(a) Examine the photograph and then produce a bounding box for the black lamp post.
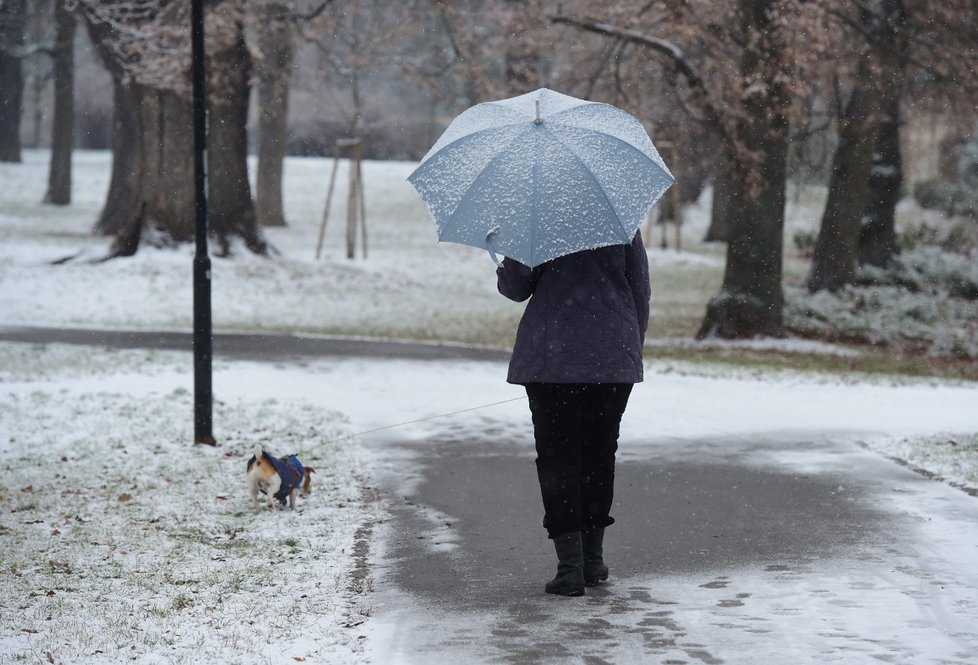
[191,0,215,445]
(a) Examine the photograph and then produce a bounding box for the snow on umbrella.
[408,87,675,268]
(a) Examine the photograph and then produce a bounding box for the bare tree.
[807,0,904,290]
[77,0,266,256]
[43,0,74,204]
[0,0,27,162]
[810,0,978,286]
[205,0,266,254]
[807,55,885,291]
[556,0,827,338]
[250,0,295,228]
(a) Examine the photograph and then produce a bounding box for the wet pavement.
[364,428,978,664]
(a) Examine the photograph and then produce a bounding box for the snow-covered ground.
[2,150,978,663]
[3,339,978,663]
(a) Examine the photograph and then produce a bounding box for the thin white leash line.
[295,395,528,459]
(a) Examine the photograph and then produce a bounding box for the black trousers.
[525,383,633,539]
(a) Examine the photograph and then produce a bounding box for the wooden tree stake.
[315,137,368,260]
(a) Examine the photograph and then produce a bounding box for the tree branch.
[293,0,335,23]
[550,14,736,152]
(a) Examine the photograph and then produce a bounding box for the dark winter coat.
[497,233,650,384]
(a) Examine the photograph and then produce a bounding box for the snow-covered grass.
[0,342,375,664]
[869,432,978,493]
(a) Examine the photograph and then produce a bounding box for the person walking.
[497,231,650,597]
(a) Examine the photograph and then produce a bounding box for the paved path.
[0,325,509,363]
[364,427,978,664]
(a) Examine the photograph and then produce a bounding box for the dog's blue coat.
[265,452,305,504]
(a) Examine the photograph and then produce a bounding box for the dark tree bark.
[207,6,267,255]
[659,122,711,227]
[858,0,908,269]
[809,0,908,288]
[44,0,75,205]
[807,66,881,292]
[697,0,790,338]
[151,90,195,242]
[254,0,293,228]
[502,0,543,95]
[704,154,737,243]
[82,8,146,238]
[95,77,147,236]
[0,0,26,163]
[858,90,901,267]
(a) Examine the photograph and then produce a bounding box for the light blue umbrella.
[408,87,675,268]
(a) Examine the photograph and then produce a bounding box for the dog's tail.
[246,443,266,474]
[301,466,315,495]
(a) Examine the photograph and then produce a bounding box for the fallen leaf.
[46,651,55,663]
[50,529,60,536]
[117,493,132,502]
[20,628,38,634]
[20,485,33,493]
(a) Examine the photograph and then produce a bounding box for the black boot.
[583,527,609,586]
[545,531,585,596]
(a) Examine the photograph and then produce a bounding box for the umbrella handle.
[485,226,502,267]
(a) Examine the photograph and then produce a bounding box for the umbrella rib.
[546,117,675,186]
[549,122,675,232]
[541,126,633,242]
[418,118,528,166]
[443,126,531,227]
[529,161,539,267]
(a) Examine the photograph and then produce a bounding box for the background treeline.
[1,0,976,343]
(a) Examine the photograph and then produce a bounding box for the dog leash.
[294,395,528,459]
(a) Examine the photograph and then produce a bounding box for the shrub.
[913,178,958,214]
[786,247,978,358]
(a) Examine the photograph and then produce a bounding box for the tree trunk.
[0,0,26,163]
[704,154,737,242]
[807,70,880,292]
[95,78,146,236]
[808,76,879,292]
[44,0,75,205]
[150,90,195,243]
[255,0,293,228]
[207,5,267,256]
[858,91,901,267]
[105,86,160,257]
[503,1,543,95]
[697,0,790,339]
[858,0,908,269]
[84,0,266,256]
[659,119,711,226]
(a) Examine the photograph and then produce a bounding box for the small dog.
[246,445,314,510]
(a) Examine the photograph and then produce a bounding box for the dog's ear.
[253,443,264,460]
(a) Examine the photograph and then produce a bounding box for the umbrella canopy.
[408,88,675,268]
